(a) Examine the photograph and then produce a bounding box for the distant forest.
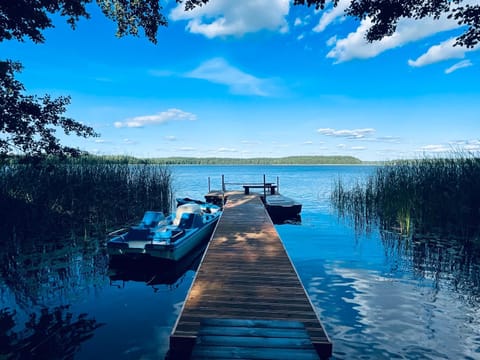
[2,155,364,165]
[91,155,363,165]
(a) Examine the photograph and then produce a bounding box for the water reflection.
[299,225,480,359]
[0,229,108,359]
[380,232,480,304]
[107,243,206,291]
[0,305,103,359]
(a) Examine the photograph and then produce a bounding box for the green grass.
[331,154,480,241]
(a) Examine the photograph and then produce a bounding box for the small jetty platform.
[169,194,332,359]
[205,175,302,224]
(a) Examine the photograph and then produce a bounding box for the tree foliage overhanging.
[293,0,480,48]
[0,60,98,157]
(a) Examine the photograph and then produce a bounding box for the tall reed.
[0,156,173,241]
[331,153,480,241]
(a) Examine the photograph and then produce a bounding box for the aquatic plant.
[0,156,173,241]
[331,153,480,241]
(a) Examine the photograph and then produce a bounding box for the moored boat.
[107,202,221,261]
[264,194,302,224]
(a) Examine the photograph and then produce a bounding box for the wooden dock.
[169,194,332,359]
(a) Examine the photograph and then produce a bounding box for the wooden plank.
[169,194,332,359]
[191,346,320,360]
[197,334,313,348]
[191,318,319,360]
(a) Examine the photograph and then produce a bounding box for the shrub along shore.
[332,154,480,242]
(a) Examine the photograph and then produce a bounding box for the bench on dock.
[243,183,277,195]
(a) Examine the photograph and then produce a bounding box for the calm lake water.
[1,165,479,359]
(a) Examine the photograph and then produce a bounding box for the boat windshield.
[141,211,165,227]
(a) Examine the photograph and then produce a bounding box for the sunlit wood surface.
[170,194,332,359]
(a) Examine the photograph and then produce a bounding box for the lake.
[1,165,479,359]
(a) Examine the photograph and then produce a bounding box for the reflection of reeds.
[0,156,173,240]
[331,154,480,241]
[0,305,103,358]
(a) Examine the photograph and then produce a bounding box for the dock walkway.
[169,194,332,359]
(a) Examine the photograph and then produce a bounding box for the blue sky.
[2,0,480,161]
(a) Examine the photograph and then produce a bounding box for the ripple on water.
[302,260,480,360]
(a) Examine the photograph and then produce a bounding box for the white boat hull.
[145,220,217,261]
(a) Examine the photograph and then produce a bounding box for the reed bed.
[0,156,173,241]
[332,154,480,241]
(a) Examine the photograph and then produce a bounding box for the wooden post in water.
[221,174,226,205]
[263,174,267,200]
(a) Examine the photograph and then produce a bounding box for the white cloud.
[351,146,367,150]
[420,144,450,153]
[375,136,402,143]
[170,0,289,38]
[123,139,137,145]
[408,38,479,67]
[114,108,196,128]
[326,35,337,47]
[294,18,303,27]
[164,135,177,141]
[313,0,350,33]
[445,59,473,74]
[327,15,459,63]
[317,127,376,139]
[449,139,480,151]
[185,58,277,96]
[217,147,237,153]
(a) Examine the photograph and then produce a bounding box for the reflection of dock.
[169,194,331,359]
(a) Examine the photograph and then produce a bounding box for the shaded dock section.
[169,194,332,359]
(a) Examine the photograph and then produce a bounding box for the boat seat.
[177,213,195,229]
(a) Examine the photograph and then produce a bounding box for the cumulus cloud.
[170,0,289,38]
[317,128,376,139]
[408,38,479,67]
[445,59,473,74]
[313,0,350,33]
[185,58,277,96]
[114,108,196,128]
[327,15,459,63]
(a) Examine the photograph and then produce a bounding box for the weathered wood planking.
[191,318,319,360]
[169,194,332,359]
